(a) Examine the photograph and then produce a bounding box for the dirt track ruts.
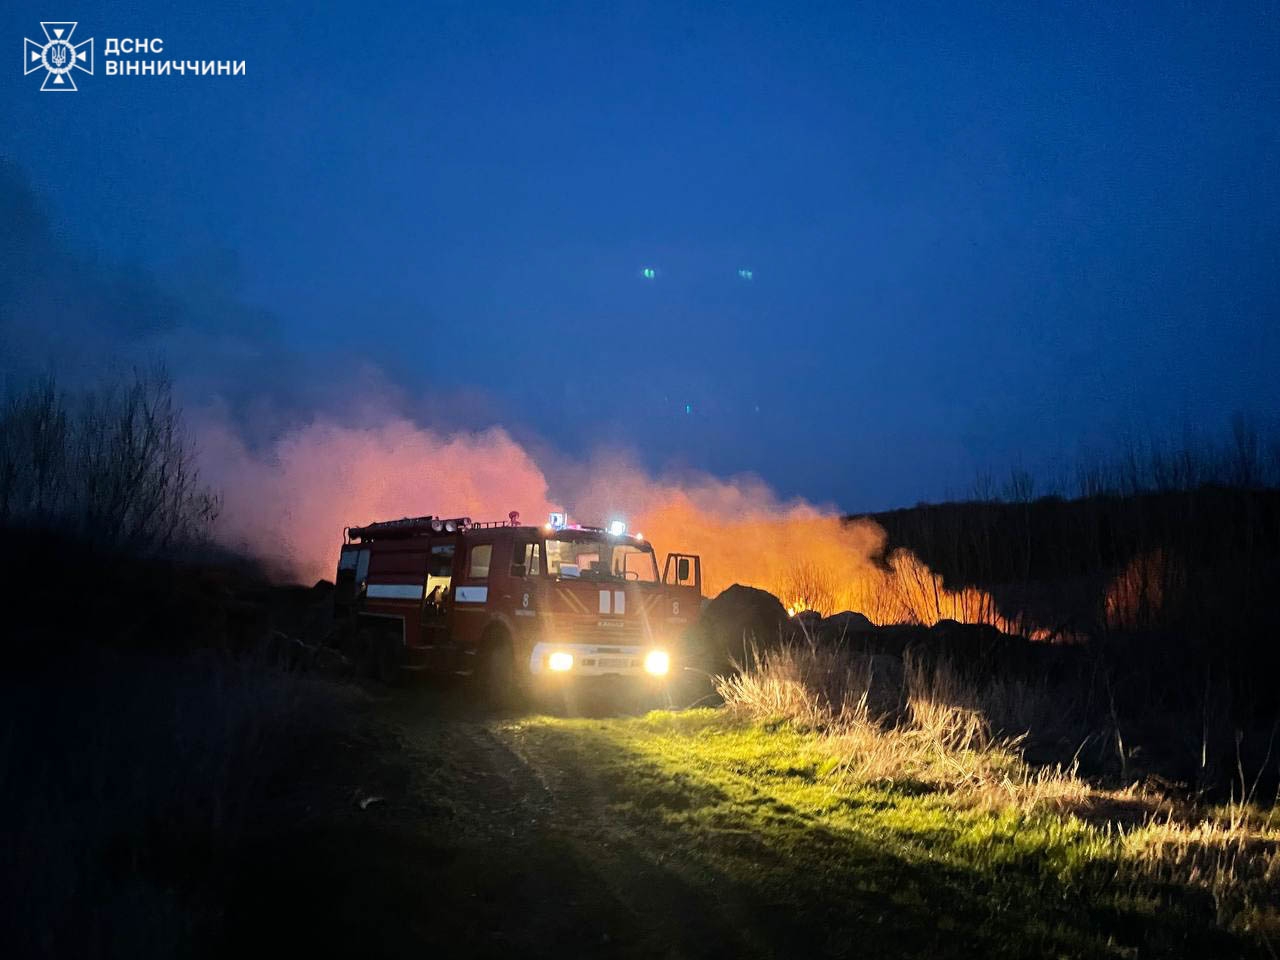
[221,682,761,959]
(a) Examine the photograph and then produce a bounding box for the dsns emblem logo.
[24,22,93,91]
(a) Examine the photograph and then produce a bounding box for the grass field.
[505,709,1278,959]
[6,653,1275,958]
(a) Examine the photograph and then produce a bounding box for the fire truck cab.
[333,512,702,693]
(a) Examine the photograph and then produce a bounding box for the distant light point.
[684,403,692,415]
[737,268,754,280]
[641,267,657,279]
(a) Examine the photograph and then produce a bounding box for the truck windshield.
[544,535,659,582]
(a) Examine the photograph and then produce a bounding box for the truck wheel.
[477,629,522,709]
[351,626,377,679]
[373,631,403,685]
[352,625,401,684]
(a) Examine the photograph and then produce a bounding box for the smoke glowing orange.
[199,415,1045,637]
[199,417,554,583]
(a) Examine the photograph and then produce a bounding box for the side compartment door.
[419,538,459,647]
[453,538,496,651]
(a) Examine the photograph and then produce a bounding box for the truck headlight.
[643,650,670,676]
[548,651,574,672]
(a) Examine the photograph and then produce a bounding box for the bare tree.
[0,370,219,553]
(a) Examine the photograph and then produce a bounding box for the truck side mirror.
[677,557,690,582]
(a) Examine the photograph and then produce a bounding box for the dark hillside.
[864,487,1280,590]
[858,487,1280,635]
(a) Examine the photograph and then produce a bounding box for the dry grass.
[716,640,1079,812]
[713,639,888,724]
[0,650,355,957]
[714,639,1280,940]
[1123,812,1280,937]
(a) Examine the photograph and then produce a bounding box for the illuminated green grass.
[503,710,1268,959]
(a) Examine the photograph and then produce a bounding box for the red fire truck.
[333,511,702,695]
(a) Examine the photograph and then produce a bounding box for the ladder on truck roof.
[344,512,525,542]
[345,515,465,542]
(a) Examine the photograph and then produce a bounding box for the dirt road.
[220,682,762,959]
[212,677,1262,960]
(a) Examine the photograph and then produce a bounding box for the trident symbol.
[24,22,94,91]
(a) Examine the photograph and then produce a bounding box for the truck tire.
[477,628,522,709]
[351,626,377,679]
[352,624,402,684]
[373,630,403,685]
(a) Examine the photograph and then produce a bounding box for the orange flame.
[1105,549,1177,631]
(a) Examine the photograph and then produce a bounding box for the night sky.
[4,1,1278,510]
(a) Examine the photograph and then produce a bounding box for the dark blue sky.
[4,1,1278,509]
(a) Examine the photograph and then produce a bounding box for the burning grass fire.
[201,416,1049,636]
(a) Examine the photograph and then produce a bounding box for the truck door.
[504,535,542,658]
[662,553,702,593]
[335,545,370,615]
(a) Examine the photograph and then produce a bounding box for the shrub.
[0,371,219,553]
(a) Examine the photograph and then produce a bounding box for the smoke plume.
[197,411,889,608]
[3,165,1030,632]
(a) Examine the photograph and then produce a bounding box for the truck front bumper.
[528,642,671,679]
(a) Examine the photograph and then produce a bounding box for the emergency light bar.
[542,513,640,539]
